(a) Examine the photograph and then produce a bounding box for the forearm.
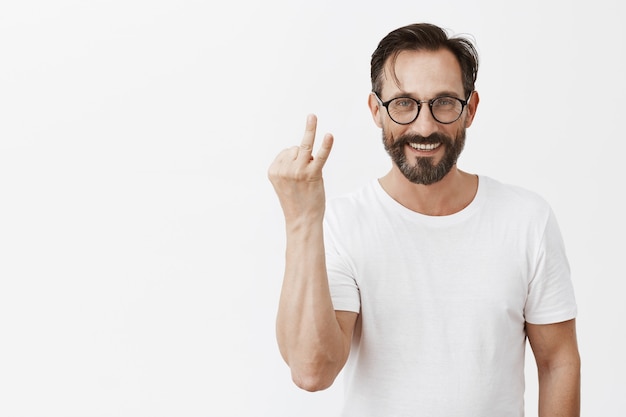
[276,220,347,391]
[537,361,581,417]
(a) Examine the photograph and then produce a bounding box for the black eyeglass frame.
[373,91,473,125]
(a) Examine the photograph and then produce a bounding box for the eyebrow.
[390,90,464,99]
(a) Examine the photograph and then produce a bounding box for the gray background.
[1,0,623,415]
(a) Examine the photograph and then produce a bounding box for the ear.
[368,93,383,128]
[464,90,480,128]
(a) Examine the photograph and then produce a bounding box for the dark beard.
[383,129,466,185]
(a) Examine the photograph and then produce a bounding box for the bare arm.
[268,114,357,391]
[526,319,581,417]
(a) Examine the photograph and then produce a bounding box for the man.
[268,22,580,417]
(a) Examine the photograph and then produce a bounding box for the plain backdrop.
[0,1,624,416]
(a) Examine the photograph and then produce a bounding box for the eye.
[391,98,417,109]
[433,97,458,108]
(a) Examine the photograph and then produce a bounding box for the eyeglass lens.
[387,97,463,124]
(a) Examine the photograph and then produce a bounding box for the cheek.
[454,124,467,139]
[382,123,406,143]
[439,120,463,141]
[462,112,473,128]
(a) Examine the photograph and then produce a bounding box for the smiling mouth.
[409,142,441,151]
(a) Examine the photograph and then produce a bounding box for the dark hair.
[370,23,479,98]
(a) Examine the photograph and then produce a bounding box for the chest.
[346,219,532,324]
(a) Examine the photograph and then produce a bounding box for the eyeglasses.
[373,92,472,125]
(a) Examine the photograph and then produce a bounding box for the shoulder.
[327,180,379,213]
[324,180,383,234]
[480,175,553,217]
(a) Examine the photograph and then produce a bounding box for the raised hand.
[268,114,334,224]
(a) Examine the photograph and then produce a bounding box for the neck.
[378,165,478,216]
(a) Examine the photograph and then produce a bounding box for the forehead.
[381,49,464,98]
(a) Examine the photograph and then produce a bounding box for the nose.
[407,105,440,136]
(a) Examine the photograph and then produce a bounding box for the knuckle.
[292,166,306,180]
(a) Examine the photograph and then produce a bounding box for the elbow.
[291,370,336,392]
[289,358,341,392]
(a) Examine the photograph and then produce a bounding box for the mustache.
[393,132,454,147]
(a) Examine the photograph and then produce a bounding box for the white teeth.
[409,142,440,151]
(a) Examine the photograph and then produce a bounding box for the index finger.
[297,114,317,161]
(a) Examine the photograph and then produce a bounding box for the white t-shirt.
[324,176,577,417]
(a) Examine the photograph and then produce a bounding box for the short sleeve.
[524,209,577,324]
[324,217,361,313]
